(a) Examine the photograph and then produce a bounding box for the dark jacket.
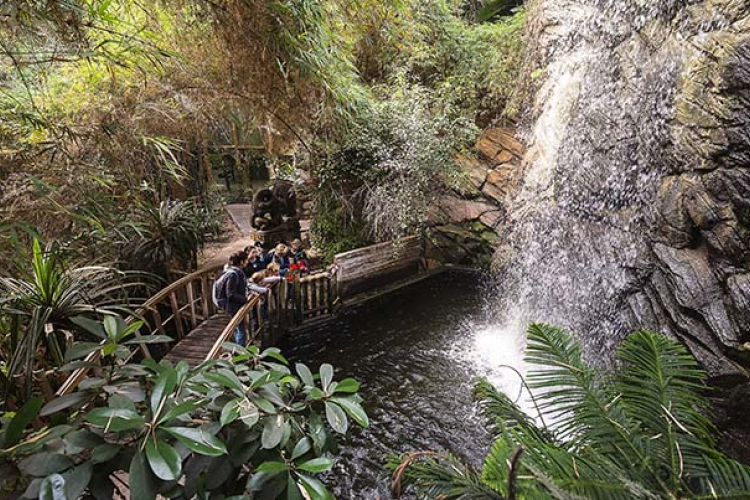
[292,248,309,268]
[272,253,291,276]
[224,266,248,314]
[244,254,271,276]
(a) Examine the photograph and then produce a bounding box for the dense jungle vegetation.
[0,0,526,272]
[4,1,750,500]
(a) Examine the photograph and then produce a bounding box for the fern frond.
[473,378,552,443]
[615,331,715,494]
[388,451,504,500]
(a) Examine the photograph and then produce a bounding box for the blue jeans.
[233,324,247,346]
[227,303,247,346]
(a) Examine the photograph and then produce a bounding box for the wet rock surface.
[499,0,750,383]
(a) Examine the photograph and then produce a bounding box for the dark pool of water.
[284,271,493,499]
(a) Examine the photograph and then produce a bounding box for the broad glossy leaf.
[63,462,92,500]
[296,457,333,473]
[86,408,145,432]
[291,437,312,460]
[146,439,182,481]
[287,475,303,500]
[19,453,74,477]
[261,415,284,449]
[150,367,178,414]
[70,316,105,339]
[239,401,260,429]
[205,369,245,395]
[4,397,43,447]
[331,397,369,428]
[296,363,314,387]
[164,427,227,456]
[221,398,242,426]
[319,364,333,392]
[261,347,288,365]
[324,402,348,434]
[64,429,102,451]
[252,396,276,414]
[103,315,122,341]
[160,399,205,424]
[296,474,334,500]
[129,450,157,500]
[256,461,288,473]
[91,443,121,464]
[333,378,360,394]
[64,342,101,361]
[40,392,89,417]
[308,387,325,400]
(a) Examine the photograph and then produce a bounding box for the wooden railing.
[59,265,341,393]
[295,271,335,321]
[205,269,338,361]
[57,264,224,396]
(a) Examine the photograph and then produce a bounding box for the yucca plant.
[391,324,750,500]
[122,199,205,279]
[0,239,144,402]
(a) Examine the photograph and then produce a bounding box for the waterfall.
[494,0,750,375]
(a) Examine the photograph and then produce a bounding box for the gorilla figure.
[251,180,297,231]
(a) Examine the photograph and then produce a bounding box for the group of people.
[212,238,309,346]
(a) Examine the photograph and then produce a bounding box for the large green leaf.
[324,401,348,434]
[129,450,158,500]
[332,378,359,394]
[146,438,182,481]
[164,427,227,456]
[296,474,334,500]
[262,415,284,449]
[296,457,333,473]
[3,397,43,447]
[62,462,92,500]
[319,364,333,392]
[150,367,178,414]
[330,397,368,428]
[40,392,90,417]
[295,363,314,387]
[86,407,146,432]
[19,453,74,477]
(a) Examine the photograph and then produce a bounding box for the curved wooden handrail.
[204,294,264,361]
[57,263,225,396]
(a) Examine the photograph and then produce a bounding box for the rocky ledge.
[427,127,526,267]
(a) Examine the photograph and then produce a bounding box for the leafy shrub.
[0,240,145,402]
[0,317,368,500]
[391,324,750,499]
[120,199,216,279]
[313,85,472,247]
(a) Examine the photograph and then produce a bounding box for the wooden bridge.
[57,235,428,396]
[57,265,336,395]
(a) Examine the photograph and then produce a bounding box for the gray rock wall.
[501,0,750,379]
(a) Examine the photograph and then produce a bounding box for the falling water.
[494,0,738,362]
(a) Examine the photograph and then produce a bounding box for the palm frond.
[389,451,504,500]
[615,330,715,494]
[473,378,552,443]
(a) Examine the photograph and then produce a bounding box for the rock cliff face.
[429,127,526,267]
[498,0,750,379]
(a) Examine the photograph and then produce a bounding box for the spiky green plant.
[0,239,144,401]
[122,199,206,279]
[391,324,750,500]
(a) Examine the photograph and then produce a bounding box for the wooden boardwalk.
[58,236,426,397]
[164,314,230,366]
